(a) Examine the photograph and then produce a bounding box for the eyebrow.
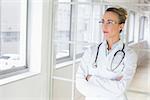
[107,19,114,22]
[102,19,114,21]
[102,19,114,22]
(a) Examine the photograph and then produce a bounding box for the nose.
[102,23,108,30]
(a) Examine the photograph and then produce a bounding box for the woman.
[76,7,137,100]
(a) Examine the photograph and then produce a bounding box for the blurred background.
[0,0,149,100]
[51,0,150,100]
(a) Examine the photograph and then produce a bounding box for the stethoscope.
[92,42,125,71]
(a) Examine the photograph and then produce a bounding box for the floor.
[127,58,150,100]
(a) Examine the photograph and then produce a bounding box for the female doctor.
[76,7,137,100]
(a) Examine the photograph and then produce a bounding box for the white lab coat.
[76,40,137,100]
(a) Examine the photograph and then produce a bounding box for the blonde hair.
[105,7,128,24]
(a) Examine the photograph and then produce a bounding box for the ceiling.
[138,0,150,13]
[103,0,150,14]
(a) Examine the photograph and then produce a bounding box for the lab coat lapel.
[97,42,109,70]
[106,40,124,71]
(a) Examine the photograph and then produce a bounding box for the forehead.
[102,11,119,21]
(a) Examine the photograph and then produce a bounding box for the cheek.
[111,26,120,33]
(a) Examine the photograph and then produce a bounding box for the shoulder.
[84,43,99,52]
[82,43,100,57]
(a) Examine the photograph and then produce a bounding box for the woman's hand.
[85,74,123,81]
[86,75,92,81]
[115,75,123,81]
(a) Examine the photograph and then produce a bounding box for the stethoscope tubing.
[93,42,125,71]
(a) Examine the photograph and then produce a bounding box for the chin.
[104,35,109,40]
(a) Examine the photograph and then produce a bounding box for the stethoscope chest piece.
[92,62,97,69]
[92,43,102,69]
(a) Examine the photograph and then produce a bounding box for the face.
[101,11,124,40]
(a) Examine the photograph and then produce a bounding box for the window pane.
[54,4,72,59]
[120,21,127,43]
[77,4,92,42]
[92,5,103,43]
[0,0,27,71]
[128,12,135,43]
[139,16,147,41]
[76,4,102,56]
[139,17,144,40]
[54,4,71,42]
[54,3,104,62]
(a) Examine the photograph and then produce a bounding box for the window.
[128,11,135,43]
[0,0,43,83]
[54,1,72,63]
[0,0,27,78]
[139,16,148,41]
[52,1,104,100]
[54,0,103,65]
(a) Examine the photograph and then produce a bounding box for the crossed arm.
[76,64,136,97]
[86,74,123,81]
[76,49,137,97]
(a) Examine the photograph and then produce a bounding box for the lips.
[103,31,109,35]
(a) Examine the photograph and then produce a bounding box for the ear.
[119,24,124,30]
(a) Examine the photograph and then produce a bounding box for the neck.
[106,36,120,50]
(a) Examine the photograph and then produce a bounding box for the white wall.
[0,0,52,100]
[0,75,44,100]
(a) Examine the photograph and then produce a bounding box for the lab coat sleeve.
[76,48,138,97]
[76,46,117,97]
[76,47,100,96]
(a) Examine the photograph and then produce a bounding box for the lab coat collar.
[101,40,124,70]
[103,39,123,51]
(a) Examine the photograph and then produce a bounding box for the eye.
[99,20,104,24]
[107,21,114,24]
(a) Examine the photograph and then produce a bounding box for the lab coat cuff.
[88,75,95,83]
